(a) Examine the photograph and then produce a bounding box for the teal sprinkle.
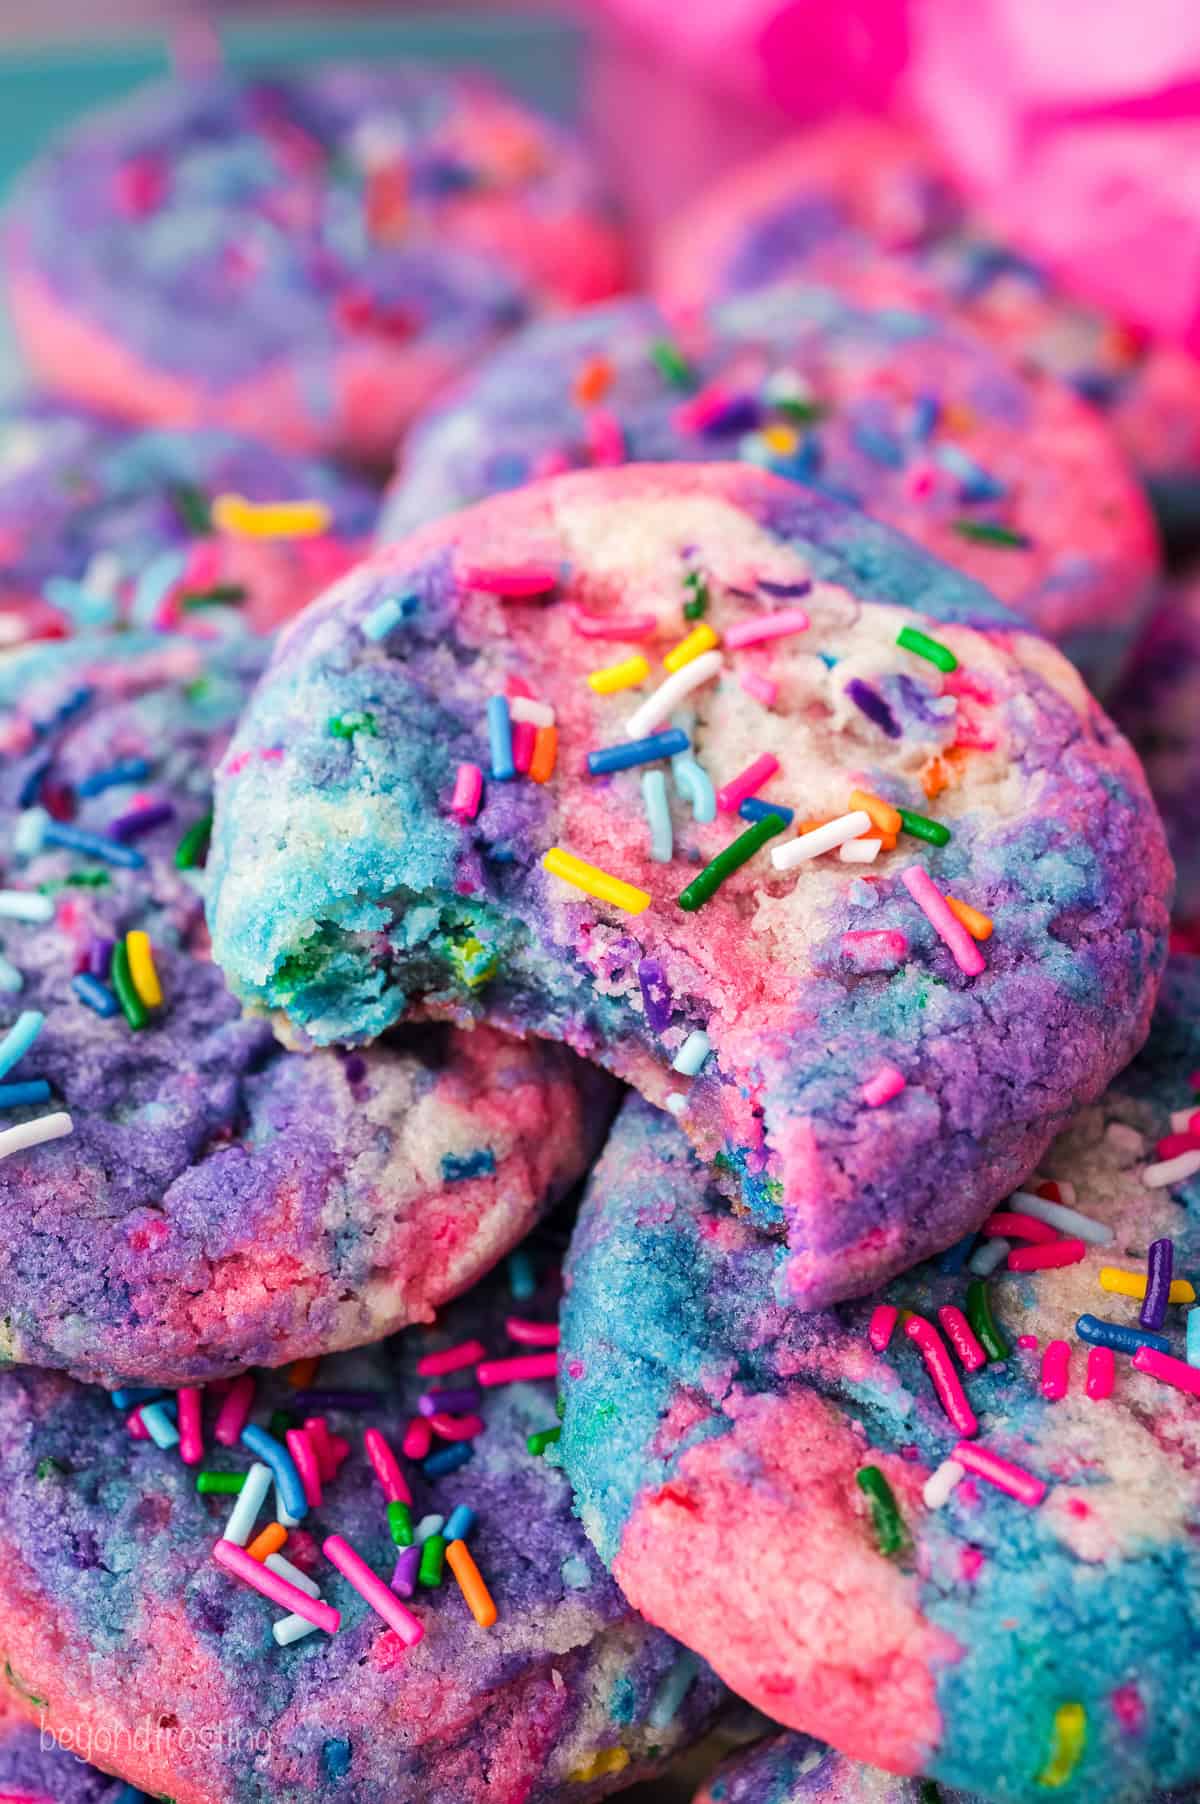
[321,1739,352,1781]
[508,1248,536,1299]
[609,1674,637,1724]
[441,1148,497,1183]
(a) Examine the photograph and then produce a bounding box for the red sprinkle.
[982,1211,1060,1244]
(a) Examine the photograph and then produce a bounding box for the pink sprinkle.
[901,865,986,977]
[177,1387,203,1466]
[450,763,483,820]
[327,1433,352,1476]
[841,929,909,973]
[570,606,658,641]
[114,154,166,216]
[942,669,994,704]
[906,459,939,500]
[982,1211,1060,1244]
[505,1317,560,1347]
[959,1546,985,1582]
[532,448,573,480]
[429,1411,485,1441]
[286,1428,324,1509]
[214,1375,256,1447]
[512,721,535,775]
[459,562,558,597]
[364,1427,411,1504]
[673,382,735,434]
[477,1352,558,1386]
[127,1410,151,1442]
[1111,1683,1146,1735]
[952,1441,1046,1507]
[1016,1334,1039,1351]
[724,607,810,650]
[506,674,534,701]
[402,1417,433,1460]
[862,1064,906,1109]
[213,1539,340,1633]
[304,1417,339,1483]
[739,670,778,708]
[585,408,625,466]
[868,1304,898,1351]
[1007,1238,1086,1272]
[1041,1340,1070,1401]
[1156,1130,1200,1160]
[418,1339,487,1377]
[938,1305,986,1372]
[324,1534,423,1646]
[224,751,251,778]
[717,754,781,815]
[905,1316,978,1437]
[1086,1346,1116,1400]
[1132,1344,1200,1396]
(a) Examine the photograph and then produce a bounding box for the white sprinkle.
[509,696,555,728]
[923,1459,964,1510]
[415,1513,445,1544]
[0,1112,71,1162]
[839,838,881,863]
[771,812,872,872]
[0,890,53,924]
[273,1613,321,1647]
[1008,1190,1112,1246]
[968,1237,1009,1277]
[672,1031,710,1077]
[275,1489,303,1530]
[265,1554,321,1598]
[13,809,48,859]
[1143,1149,1200,1188]
[623,652,723,740]
[664,1093,687,1117]
[222,1463,273,1546]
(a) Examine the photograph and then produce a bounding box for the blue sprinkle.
[423,1442,475,1479]
[0,1079,51,1109]
[17,758,50,810]
[641,768,673,862]
[43,576,117,630]
[649,1651,702,1729]
[112,1388,162,1410]
[444,1504,476,1542]
[139,1401,180,1450]
[130,551,187,627]
[487,694,514,781]
[1188,1309,1200,1369]
[507,1248,536,1299]
[42,822,145,869]
[911,393,941,440]
[940,1232,978,1275]
[112,1786,151,1804]
[1076,1314,1171,1357]
[0,1009,43,1080]
[241,1423,308,1522]
[361,592,418,642]
[739,797,794,827]
[671,755,716,823]
[72,974,119,1017]
[934,441,1006,502]
[321,1739,352,1781]
[77,757,152,798]
[850,420,905,468]
[587,727,688,776]
[440,1148,497,1183]
[0,956,22,994]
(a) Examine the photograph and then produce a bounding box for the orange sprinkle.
[246,1522,288,1563]
[529,724,558,784]
[848,788,902,837]
[446,1538,497,1628]
[573,356,613,406]
[921,757,949,799]
[946,896,993,941]
[287,1357,320,1390]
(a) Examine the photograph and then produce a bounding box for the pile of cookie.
[0,56,1196,1804]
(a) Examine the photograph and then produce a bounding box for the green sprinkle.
[174,810,212,871]
[772,397,826,424]
[179,584,248,610]
[388,1499,414,1547]
[197,1472,246,1495]
[39,872,110,892]
[111,938,147,1031]
[898,808,951,847]
[418,1532,446,1588]
[5,1661,46,1709]
[35,1457,63,1480]
[953,519,1029,549]
[678,812,786,912]
[528,1426,562,1456]
[650,339,696,390]
[921,1783,942,1804]
[856,1465,906,1556]
[682,570,709,621]
[169,483,213,535]
[329,711,377,740]
[966,1278,1009,1362]
[448,932,497,991]
[896,626,958,673]
[268,1409,293,1439]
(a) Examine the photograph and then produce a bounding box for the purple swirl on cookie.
[0,630,612,1386]
[3,68,628,465]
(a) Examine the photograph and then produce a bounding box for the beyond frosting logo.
[41,1713,272,1765]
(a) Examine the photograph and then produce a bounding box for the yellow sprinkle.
[1100,1267,1196,1304]
[761,424,798,455]
[587,654,650,695]
[1037,1704,1085,1788]
[567,1749,630,1785]
[124,931,163,1009]
[542,848,651,916]
[663,623,720,673]
[212,493,333,539]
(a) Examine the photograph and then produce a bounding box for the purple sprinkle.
[342,1053,367,1085]
[108,800,176,843]
[845,678,902,740]
[757,579,812,599]
[88,935,114,980]
[289,1389,381,1412]
[1140,1237,1174,1331]
[418,1386,480,1418]
[391,1545,420,1598]
[699,394,760,436]
[638,957,672,1033]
